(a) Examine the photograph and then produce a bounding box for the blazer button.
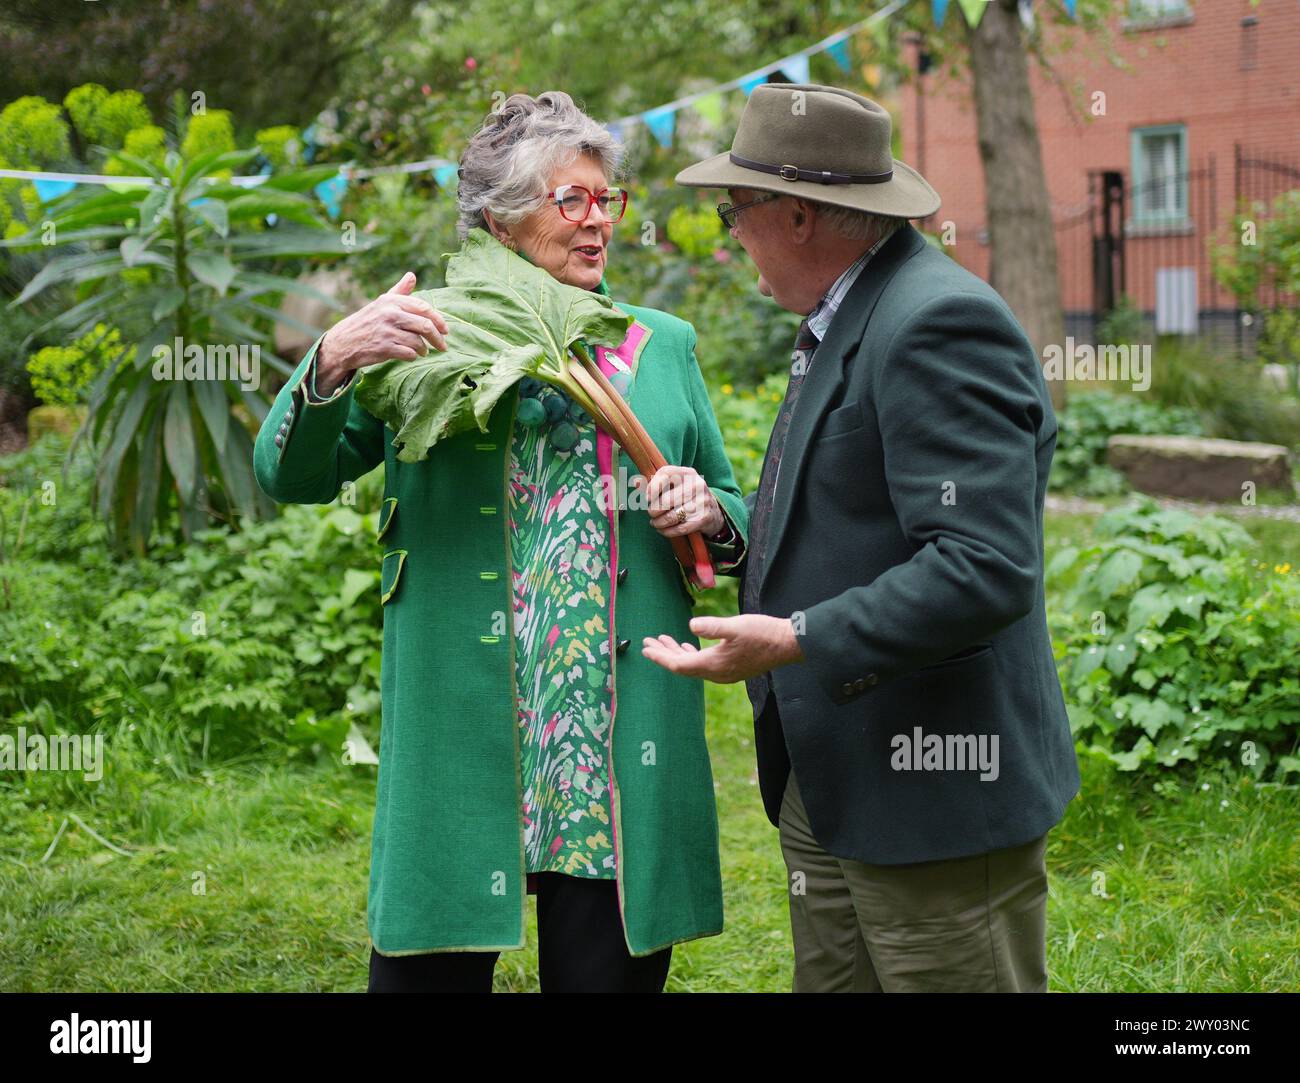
[617,567,628,585]
[866,673,878,686]
[841,681,853,697]
[853,677,866,693]
[616,638,631,655]
[274,434,284,447]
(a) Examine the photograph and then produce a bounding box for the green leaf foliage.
[0,435,385,765]
[1049,498,1300,781]
[355,229,631,463]
[3,134,375,551]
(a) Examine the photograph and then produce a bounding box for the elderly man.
[642,84,1080,993]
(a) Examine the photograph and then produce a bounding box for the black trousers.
[367,871,672,993]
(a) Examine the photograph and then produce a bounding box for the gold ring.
[675,506,688,526]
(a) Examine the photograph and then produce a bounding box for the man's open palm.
[641,614,803,684]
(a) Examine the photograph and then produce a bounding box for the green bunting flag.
[956,0,989,28]
[692,92,725,128]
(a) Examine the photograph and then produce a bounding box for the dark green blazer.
[740,223,1080,864]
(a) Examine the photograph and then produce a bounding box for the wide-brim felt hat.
[675,83,940,219]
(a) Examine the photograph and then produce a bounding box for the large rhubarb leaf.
[354,228,631,462]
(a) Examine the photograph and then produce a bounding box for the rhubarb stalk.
[569,345,716,589]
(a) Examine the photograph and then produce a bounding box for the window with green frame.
[1128,0,1190,21]
[1130,124,1188,226]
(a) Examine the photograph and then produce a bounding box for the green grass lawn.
[2,508,1297,992]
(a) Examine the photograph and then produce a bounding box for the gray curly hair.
[456,91,623,241]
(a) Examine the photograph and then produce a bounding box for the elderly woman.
[253,91,747,993]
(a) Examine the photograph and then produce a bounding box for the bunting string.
[0,0,1077,217]
[602,0,907,147]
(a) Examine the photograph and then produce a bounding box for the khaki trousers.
[778,769,1049,992]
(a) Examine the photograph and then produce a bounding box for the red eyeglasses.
[548,184,629,223]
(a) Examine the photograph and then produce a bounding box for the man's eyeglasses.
[549,184,628,224]
[717,193,779,230]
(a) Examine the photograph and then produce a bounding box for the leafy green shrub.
[181,109,236,162]
[1051,390,1203,496]
[665,204,724,260]
[64,85,151,150]
[26,324,123,406]
[106,125,166,174]
[0,433,105,567]
[1145,341,1300,449]
[62,84,109,138]
[1049,499,1300,781]
[0,157,14,238]
[338,171,460,292]
[0,96,70,168]
[707,372,782,494]
[90,90,153,149]
[254,125,303,169]
[1214,190,1300,371]
[0,304,49,401]
[62,84,109,144]
[1096,294,1148,346]
[0,435,386,765]
[695,369,781,625]
[2,134,373,550]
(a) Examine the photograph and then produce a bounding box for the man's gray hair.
[815,203,905,243]
[456,91,623,240]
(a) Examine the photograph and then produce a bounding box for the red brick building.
[897,0,1300,342]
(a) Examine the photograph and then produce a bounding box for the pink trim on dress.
[592,321,645,899]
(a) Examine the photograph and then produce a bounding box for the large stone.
[1107,434,1294,501]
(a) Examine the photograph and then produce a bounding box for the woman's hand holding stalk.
[565,345,717,589]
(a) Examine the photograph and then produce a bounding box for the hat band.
[729,152,893,186]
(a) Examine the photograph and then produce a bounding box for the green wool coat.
[252,293,748,957]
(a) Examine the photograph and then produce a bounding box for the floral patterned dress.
[508,397,617,880]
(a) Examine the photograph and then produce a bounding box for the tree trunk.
[965,0,1066,408]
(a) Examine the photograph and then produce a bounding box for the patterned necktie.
[743,316,819,715]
